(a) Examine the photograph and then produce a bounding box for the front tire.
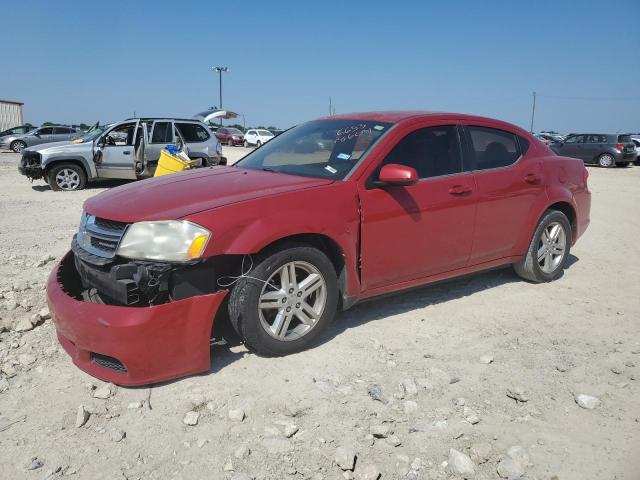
[597,153,615,168]
[244,140,249,147]
[514,210,571,283]
[256,140,262,147]
[47,163,87,191]
[227,139,233,147]
[228,245,338,356]
[10,140,26,153]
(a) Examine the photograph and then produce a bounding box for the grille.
[91,353,127,373]
[76,214,129,259]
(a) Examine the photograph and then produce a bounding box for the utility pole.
[529,91,537,133]
[210,66,229,125]
[329,96,332,116]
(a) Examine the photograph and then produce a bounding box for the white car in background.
[243,129,274,147]
[632,136,640,165]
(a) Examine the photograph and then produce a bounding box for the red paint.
[49,111,591,385]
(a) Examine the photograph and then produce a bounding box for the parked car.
[1,125,80,153]
[632,136,640,165]
[244,129,274,147]
[551,133,637,167]
[0,123,35,141]
[18,118,223,191]
[270,129,285,137]
[215,127,244,146]
[46,111,591,385]
[534,134,551,146]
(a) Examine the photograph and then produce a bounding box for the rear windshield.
[617,135,632,142]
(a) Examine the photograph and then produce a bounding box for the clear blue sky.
[1,0,638,132]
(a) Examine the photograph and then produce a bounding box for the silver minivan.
[18,118,223,191]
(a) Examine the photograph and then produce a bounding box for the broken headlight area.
[60,248,231,307]
[20,152,44,180]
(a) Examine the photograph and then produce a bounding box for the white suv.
[243,129,274,147]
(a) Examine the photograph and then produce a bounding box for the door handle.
[524,173,542,184]
[449,184,472,195]
[123,151,131,155]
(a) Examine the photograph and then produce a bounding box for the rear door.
[560,134,587,161]
[585,134,606,162]
[53,127,74,142]
[462,125,546,265]
[358,122,477,289]
[145,120,174,163]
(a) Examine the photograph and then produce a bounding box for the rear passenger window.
[467,126,520,170]
[380,125,462,179]
[151,122,173,143]
[176,123,210,143]
[587,135,606,143]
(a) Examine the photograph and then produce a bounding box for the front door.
[358,124,477,290]
[95,121,138,179]
[463,125,547,264]
[560,134,587,161]
[33,127,55,146]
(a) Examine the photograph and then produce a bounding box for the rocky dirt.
[0,149,638,480]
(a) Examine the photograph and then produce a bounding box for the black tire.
[256,140,262,147]
[10,140,26,153]
[597,153,615,168]
[47,162,87,191]
[227,139,233,147]
[243,140,249,148]
[514,210,572,283]
[228,244,338,356]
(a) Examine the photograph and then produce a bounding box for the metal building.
[0,99,25,131]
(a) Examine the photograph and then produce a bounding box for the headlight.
[117,220,211,262]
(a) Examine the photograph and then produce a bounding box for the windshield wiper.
[261,167,279,173]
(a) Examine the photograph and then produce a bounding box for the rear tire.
[228,245,338,356]
[597,153,615,168]
[47,163,87,191]
[257,140,262,147]
[10,140,26,153]
[514,210,571,283]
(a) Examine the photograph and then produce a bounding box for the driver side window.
[105,123,136,146]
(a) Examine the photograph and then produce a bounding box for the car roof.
[318,111,531,135]
[123,117,202,122]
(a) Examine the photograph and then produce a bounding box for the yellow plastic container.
[154,149,197,177]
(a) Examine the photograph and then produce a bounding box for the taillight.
[615,143,624,151]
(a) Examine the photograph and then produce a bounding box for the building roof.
[0,99,24,105]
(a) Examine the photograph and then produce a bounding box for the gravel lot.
[0,148,638,480]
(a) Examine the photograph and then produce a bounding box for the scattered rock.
[611,366,623,375]
[92,383,115,399]
[14,318,34,333]
[127,401,143,409]
[386,434,402,447]
[370,424,390,438]
[401,377,418,397]
[454,397,466,406]
[479,354,494,364]
[109,430,126,442]
[448,448,475,477]
[18,353,36,366]
[506,386,529,403]
[223,459,234,471]
[38,307,51,321]
[183,411,199,426]
[463,406,480,424]
[335,445,356,471]
[37,254,56,267]
[497,457,525,479]
[367,384,388,404]
[75,405,90,428]
[234,445,251,459]
[470,442,492,464]
[27,457,44,470]
[283,424,299,438]
[355,463,381,480]
[575,394,600,410]
[228,407,245,422]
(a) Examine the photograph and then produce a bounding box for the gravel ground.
[0,148,639,480]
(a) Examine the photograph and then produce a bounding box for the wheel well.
[547,201,576,237]
[260,234,346,277]
[45,160,88,178]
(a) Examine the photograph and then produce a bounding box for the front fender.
[42,155,97,179]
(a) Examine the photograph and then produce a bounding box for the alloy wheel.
[258,261,327,341]
[12,141,26,153]
[598,154,614,167]
[55,168,81,190]
[537,222,566,273]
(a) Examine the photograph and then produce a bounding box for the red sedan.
[215,127,245,146]
[48,111,591,385]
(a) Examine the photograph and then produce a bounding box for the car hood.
[84,167,334,222]
[32,141,90,153]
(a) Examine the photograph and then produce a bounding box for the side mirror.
[378,163,418,186]
[34,132,41,137]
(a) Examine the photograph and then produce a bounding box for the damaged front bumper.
[47,252,228,386]
[18,151,44,180]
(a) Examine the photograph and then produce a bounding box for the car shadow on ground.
[205,254,580,376]
[31,179,133,192]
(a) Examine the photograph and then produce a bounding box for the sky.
[1,0,638,133]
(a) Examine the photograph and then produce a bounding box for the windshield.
[258,130,274,136]
[236,119,391,180]
[228,128,243,135]
[78,127,105,142]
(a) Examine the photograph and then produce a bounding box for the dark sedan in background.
[551,133,637,167]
